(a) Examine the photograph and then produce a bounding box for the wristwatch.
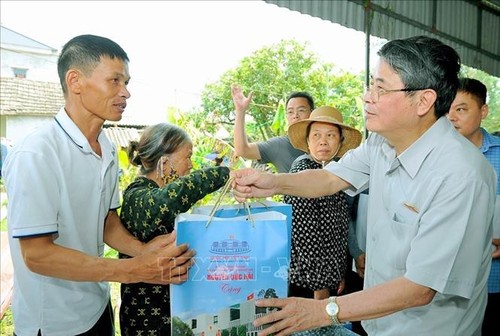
[325,296,341,325]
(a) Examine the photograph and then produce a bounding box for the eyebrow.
[370,75,387,85]
[111,72,131,81]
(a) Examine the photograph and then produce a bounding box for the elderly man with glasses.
[231,35,496,336]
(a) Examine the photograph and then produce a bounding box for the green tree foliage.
[171,316,195,336]
[257,288,278,299]
[200,39,366,142]
[237,325,247,336]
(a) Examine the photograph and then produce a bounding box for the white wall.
[0,48,58,82]
[6,115,53,143]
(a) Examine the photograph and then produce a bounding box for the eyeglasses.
[364,83,428,103]
[286,108,311,117]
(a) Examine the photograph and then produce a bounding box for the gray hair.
[378,35,460,119]
[129,123,191,175]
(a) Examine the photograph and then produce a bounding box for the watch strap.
[328,296,341,325]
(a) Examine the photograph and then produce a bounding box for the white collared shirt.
[4,108,120,335]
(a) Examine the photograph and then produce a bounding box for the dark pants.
[482,292,500,336]
[15,301,114,336]
[288,283,338,298]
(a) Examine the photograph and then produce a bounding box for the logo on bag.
[209,235,250,255]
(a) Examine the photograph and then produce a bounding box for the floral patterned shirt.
[119,166,229,335]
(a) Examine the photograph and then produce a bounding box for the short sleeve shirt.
[325,117,496,336]
[4,108,119,335]
[481,128,500,293]
[257,135,305,173]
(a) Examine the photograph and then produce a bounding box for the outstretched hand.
[231,84,253,113]
[230,168,277,202]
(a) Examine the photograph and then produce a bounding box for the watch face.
[326,302,339,316]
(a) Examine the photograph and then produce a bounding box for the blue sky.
[0,1,371,124]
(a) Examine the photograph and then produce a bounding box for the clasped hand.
[127,231,195,284]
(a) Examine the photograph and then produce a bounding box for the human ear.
[66,69,83,94]
[480,104,489,120]
[416,89,437,117]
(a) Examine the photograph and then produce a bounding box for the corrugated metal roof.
[102,127,141,149]
[264,0,500,77]
[0,77,64,115]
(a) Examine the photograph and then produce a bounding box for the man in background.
[231,85,314,173]
[448,77,500,336]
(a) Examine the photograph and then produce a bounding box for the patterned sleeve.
[121,166,229,241]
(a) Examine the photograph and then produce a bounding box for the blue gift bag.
[171,207,291,336]
[192,200,293,244]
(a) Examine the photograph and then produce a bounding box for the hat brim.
[288,119,362,157]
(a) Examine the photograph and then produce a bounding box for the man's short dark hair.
[458,78,487,106]
[57,34,129,96]
[286,92,315,111]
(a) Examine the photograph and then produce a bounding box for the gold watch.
[325,296,340,325]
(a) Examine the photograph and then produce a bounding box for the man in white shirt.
[231,35,496,336]
[4,34,194,336]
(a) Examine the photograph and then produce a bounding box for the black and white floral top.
[284,156,350,292]
[119,166,229,336]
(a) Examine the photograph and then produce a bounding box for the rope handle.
[205,177,255,228]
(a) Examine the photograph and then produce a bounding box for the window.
[12,67,28,78]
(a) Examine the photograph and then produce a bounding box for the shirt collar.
[54,108,114,157]
[391,117,451,178]
[480,127,500,153]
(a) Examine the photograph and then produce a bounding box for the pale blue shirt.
[325,117,496,336]
[4,108,120,336]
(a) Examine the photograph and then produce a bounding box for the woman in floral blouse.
[286,106,362,300]
[119,123,229,336]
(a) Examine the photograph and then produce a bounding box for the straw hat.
[288,106,362,157]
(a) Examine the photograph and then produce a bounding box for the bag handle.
[206,177,255,228]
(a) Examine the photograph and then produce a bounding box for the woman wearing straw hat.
[285,106,362,301]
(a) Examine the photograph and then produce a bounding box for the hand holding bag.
[171,180,292,336]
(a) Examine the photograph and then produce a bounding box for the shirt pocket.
[377,205,420,272]
[392,201,420,225]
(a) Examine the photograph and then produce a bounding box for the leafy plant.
[200,39,367,145]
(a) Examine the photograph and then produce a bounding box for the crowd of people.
[2,32,498,336]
